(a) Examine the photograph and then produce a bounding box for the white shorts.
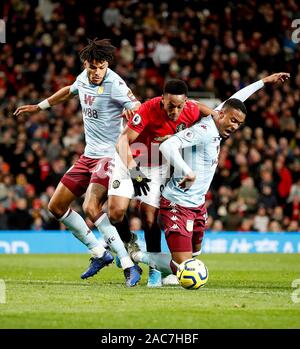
[108,152,168,208]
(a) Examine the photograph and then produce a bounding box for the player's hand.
[13,104,40,117]
[129,165,151,196]
[122,102,141,121]
[178,172,196,190]
[122,108,136,121]
[262,72,290,85]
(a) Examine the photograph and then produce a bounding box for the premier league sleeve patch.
[131,114,142,125]
[183,129,194,140]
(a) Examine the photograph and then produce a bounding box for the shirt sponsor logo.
[84,94,95,106]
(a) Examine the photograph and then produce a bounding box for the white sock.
[133,251,173,275]
[94,213,134,270]
[59,208,105,257]
[192,250,201,257]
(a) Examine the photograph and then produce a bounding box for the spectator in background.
[7,198,33,230]
[253,206,269,232]
[268,220,283,232]
[152,36,175,77]
[0,203,9,230]
[0,0,299,232]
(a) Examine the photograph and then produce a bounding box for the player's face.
[84,60,108,85]
[161,94,187,121]
[218,108,245,138]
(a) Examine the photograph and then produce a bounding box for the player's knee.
[48,200,65,219]
[82,201,101,222]
[142,215,157,229]
[108,207,125,224]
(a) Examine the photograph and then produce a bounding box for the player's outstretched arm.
[213,72,290,112]
[262,72,290,84]
[13,85,74,117]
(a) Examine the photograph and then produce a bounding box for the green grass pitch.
[0,254,299,329]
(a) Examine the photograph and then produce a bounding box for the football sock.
[143,222,162,253]
[133,251,173,275]
[113,215,132,243]
[59,208,105,257]
[94,213,134,270]
[192,250,201,257]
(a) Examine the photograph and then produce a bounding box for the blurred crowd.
[0,0,300,232]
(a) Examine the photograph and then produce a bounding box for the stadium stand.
[0,0,299,232]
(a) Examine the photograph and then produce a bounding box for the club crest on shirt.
[112,180,120,189]
[132,114,142,125]
[98,86,104,94]
[176,123,186,132]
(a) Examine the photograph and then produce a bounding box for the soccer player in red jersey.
[107,79,216,286]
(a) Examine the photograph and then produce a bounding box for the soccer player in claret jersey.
[14,39,142,287]
[130,72,290,278]
[107,79,216,287]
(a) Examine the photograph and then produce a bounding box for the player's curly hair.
[79,38,116,64]
[163,79,188,95]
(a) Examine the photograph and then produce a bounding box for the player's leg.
[159,196,195,272]
[139,202,163,287]
[106,153,142,286]
[49,156,111,279]
[192,204,207,256]
[83,157,140,286]
[137,163,169,286]
[77,181,114,279]
[106,194,142,286]
[48,181,104,258]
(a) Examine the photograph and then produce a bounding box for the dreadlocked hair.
[79,38,116,65]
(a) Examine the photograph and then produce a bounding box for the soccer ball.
[176,258,209,289]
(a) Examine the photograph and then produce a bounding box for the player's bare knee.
[142,215,157,229]
[48,201,65,219]
[108,208,125,224]
[83,202,101,222]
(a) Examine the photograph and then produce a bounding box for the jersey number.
[83,108,98,119]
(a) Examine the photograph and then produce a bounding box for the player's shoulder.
[185,99,200,111]
[76,69,89,84]
[144,96,162,109]
[108,69,127,87]
[194,115,218,136]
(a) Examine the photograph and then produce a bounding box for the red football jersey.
[127,97,201,166]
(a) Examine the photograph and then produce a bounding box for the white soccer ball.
[176,258,209,289]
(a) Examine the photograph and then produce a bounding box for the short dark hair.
[79,38,116,65]
[163,79,188,95]
[223,98,247,115]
